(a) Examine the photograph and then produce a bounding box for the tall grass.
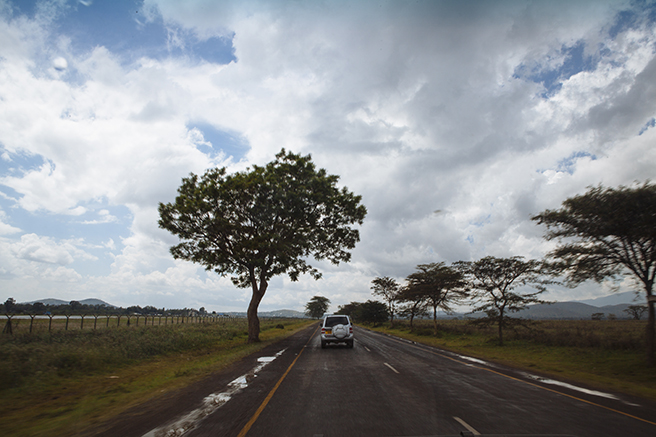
[391,319,647,350]
[0,318,313,436]
[0,318,253,393]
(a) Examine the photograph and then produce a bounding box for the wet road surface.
[97,324,656,436]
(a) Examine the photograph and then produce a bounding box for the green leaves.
[158,149,367,290]
[305,296,331,319]
[405,262,468,313]
[532,182,656,289]
[533,182,656,363]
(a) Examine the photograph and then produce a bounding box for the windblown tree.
[533,183,656,364]
[305,296,331,319]
[406,263,468,335]
[456,256,550,346]
[158,150,367,342]
[624,305,648,320]
[370,276,400,326]
[396,286,428,332]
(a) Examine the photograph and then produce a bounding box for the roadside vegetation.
[364,319,656,401]
[0,317,314,436]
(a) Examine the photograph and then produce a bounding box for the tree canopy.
[371,276,400,325]
[396,285,429,331]
[158,150,367,342]
[533,182,656,364]
[456,256,549,346]
[406,262,468,335]
[336,300,389,326]
[305,296,331,319]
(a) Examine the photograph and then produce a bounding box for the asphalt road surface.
[97,324,656,437]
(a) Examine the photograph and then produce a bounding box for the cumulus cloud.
[0,208,20,235]
[10,234,95,265]
[52,56,67,71]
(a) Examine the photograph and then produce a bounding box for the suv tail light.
[349,326,353,334]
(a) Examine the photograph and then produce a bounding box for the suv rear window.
[324,316,349,327]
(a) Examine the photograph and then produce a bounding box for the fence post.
[80,315,84,330]
[49,314,53,332]
[3,315,12,335]
[117,315,121,327]
[136,315,139,327]
[30,314,35,333]
[106,315,110,328]
[94,315,98,330]
[65,315,70,331]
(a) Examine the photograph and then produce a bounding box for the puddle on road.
[519,372,640,406]
[454,354,491,367]
[453,353,640,407]
[143,349,287,437]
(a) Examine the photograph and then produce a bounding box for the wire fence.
[2,313,242,335]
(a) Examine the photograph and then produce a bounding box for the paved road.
[109,324,656,437]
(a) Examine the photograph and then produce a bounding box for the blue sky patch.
[11,0,235,66]
[0,148,52,177]
[557,151,597,175]
[189,123,250,162]
[639,118,656,135]
[514,41,599,97]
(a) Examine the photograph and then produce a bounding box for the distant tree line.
[358,182,656,366]
[1,297,212,317]
[335,300,389,327]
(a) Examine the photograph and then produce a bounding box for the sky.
[1,0,655,313]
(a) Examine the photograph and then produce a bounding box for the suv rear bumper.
[320,334,354,348]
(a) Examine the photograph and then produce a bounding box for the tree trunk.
[247,275,268,343]
[647,294,655,367]
[497,310,504,346]
[432,305,438,336]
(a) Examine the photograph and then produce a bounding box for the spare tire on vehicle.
[333,324,347,340]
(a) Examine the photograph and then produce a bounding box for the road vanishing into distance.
[96,324,656,437]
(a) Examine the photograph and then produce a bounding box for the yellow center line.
[237,325,319,437]
[382,333,656,427]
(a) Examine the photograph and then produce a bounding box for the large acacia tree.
[158,150,366,342]
[406,263,468,335]
[396,286,428,332]
[456,256,549,346]
[533,183,656,365]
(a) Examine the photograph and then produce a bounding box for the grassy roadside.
[365,320,656,402]
[0,318,315,436]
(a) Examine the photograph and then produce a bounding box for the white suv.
[320,315,354,348]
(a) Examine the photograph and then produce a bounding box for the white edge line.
[384,362,400,374]
[453,416,481,435]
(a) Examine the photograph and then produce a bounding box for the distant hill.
[446,290,648,320]
[513,302,633,320]
[262,309,307,318]
[223,309,308,318]
[24,298,115,307]
[574,290,645,307]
